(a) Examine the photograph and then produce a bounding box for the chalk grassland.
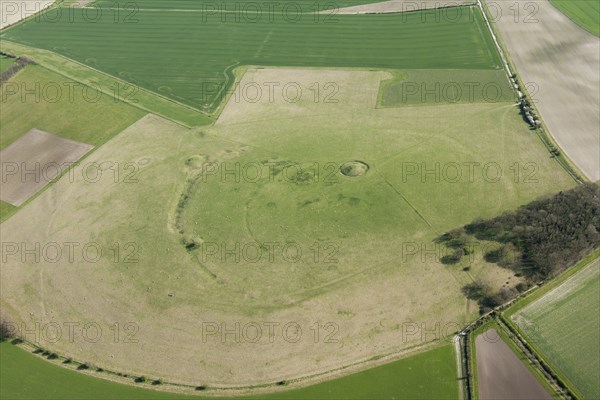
[485,0,600,181]
[0,41,213,127]
[0,67,576,390]
[378,69,514,107]
[0,0,55,29]
[1,6,502,112]
[549,0,600,36]
[0,129,93,206]
[1,341,456,400]
[512,259,600,399]
[0,63,144,221]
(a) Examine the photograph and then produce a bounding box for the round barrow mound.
[340,161,369,177]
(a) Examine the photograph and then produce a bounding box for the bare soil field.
[476,329,552,399]
[0,128,92,206]
[0,0,55,29]
[487,0,600,181]
[332,0,472,14]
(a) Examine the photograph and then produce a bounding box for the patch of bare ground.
[330,0,473,14]
[0,129,92,206]
[487,0,600,181]
[476,329,552,399]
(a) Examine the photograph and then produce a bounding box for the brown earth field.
[486,0,600,181]
[0,128,93,206]
[476,329,552,400]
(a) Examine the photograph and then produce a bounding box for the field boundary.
[2,332,458,397]
[478,0,588,184]
[458,248,600,399]
[0,41,213,127]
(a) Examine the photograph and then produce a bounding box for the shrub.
[134,376,146,383]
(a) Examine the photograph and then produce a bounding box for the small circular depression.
[340,161,369,177]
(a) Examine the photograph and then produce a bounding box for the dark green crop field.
[550,0,600,36]
[1,6,501,112]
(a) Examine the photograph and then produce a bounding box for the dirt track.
[487,0,600,181]
[476,329,552,399]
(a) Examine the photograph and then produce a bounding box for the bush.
[134,376,146,383]
[47,353,58,360]
[151,379,162,385]
[195,386,207,391]
[77,363,89,370]
[0,317,16,342]
[441,248,464,265]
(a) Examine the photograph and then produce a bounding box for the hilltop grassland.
[0,66,576,390]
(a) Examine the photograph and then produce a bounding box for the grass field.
[379,69,514,107]
[1,341,458,399]
[0,64,144,150]
[1,6,502,112]
[0,66,576,388]
[550,0,600,36]
[512,259,600,398]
